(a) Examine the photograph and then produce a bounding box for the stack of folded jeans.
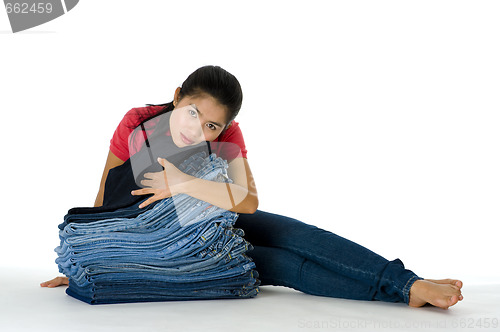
[55,151,260,304]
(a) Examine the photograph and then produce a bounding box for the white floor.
[1,266,499,332]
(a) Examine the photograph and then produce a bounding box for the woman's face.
[169,93,228,148]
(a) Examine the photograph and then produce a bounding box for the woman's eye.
[207,124,216,130]
[189,109,197,117]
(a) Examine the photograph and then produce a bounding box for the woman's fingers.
[136,179,169,191]
[138,194,164,209]
[131,188,156,196]
[40,276,68,288]
[143,172,162,180]
[131,188,156,208]
[142,171,168,189]
[133,162,176,208]
[140,179,153,187]
[158,157,168,166]
[138,199,152,209]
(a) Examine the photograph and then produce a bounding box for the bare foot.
[409,279,463,309]
[40,276,69,288]
[425,278,463,290]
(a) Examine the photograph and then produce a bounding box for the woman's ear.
[173,87,182,106]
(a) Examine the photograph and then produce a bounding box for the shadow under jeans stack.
[54,152,260,304]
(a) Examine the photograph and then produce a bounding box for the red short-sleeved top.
[110,105,248,162]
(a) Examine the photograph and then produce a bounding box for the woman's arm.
[133,156,259,214]
[180,157,258,214]
[94,150,125,207]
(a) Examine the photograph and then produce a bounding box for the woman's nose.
[186,123,204,140]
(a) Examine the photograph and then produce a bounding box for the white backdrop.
[1,0,498,284]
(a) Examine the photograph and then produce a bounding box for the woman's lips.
[180,133,194,145]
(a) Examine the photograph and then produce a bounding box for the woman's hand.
[40,276,69,288]
[131,157,193,208]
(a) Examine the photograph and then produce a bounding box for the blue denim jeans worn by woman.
[234,210,422,304]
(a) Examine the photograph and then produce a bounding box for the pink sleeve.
[109,108,141,161]
[213,121,248,161]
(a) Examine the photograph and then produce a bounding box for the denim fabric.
[57,135,422,306]
[66,277,260,305]
[234,210,423,304]
[55,151,260,305]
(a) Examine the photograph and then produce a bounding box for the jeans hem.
[402,275,423,304]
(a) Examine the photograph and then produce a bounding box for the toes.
[448,284,463,299]
[427,278,463,289]
[435,295,457,310]
[444,279,462,287]
[449,279,463,289]
[449,295,459,307]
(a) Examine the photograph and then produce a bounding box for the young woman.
[41,65,463,309]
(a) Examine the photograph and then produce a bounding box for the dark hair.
[136,65,243,134]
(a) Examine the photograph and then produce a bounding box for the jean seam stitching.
[402,275,419,304]
[297,257,307,285]
[276,244,375,281]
